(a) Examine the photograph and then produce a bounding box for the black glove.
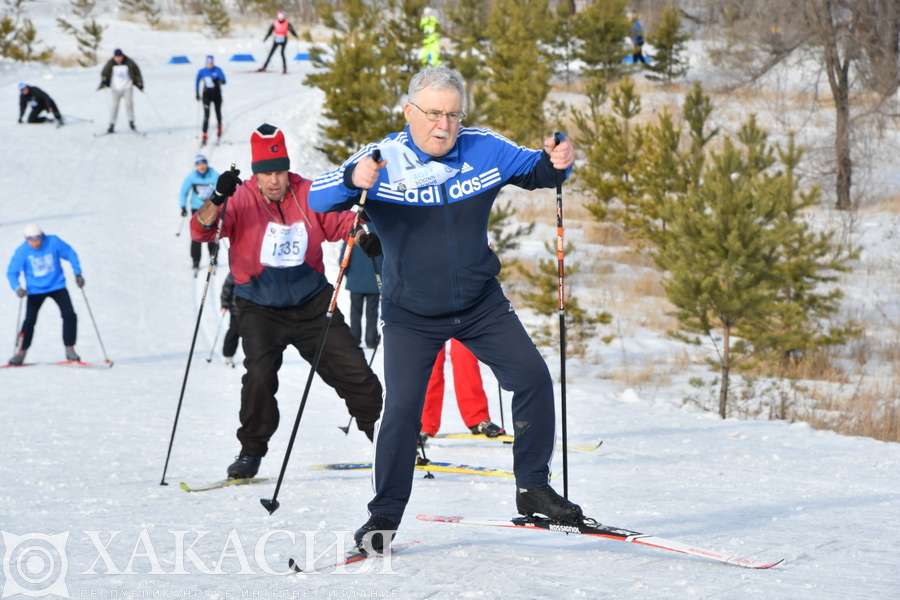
[357,231,382,258]
[75,274,85,288]
[15,287,26,298]
[181,207,188,217]
[213,169,241,205]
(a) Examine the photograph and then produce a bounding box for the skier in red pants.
[419,338,504,443]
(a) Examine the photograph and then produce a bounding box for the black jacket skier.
[18,84,62,125]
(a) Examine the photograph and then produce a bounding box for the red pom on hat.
[250,124,290,174]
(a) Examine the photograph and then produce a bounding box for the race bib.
[196,183,214,200]
[378,139,458,191]
[203,76,215,88]
[29,254,55,278]
[275,34,286,43]
[29,100,38,108]
[260,221,308,268]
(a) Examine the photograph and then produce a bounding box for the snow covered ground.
[1,16,899,600]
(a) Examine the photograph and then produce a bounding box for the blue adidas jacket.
[195,66,226,95]
[7,235,81,295]
[180,167,221,211]
[309,126,570,323]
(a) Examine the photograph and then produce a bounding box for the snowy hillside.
[1,18,899,600]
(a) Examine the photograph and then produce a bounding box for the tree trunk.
[834,82,852,210]
[812,0,854,209]
[718,326,730,418]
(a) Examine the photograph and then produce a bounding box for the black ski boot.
[353,515,398,555]
[516,485,583,524]
[469,420,505,437]
[107,124,114,134]
[8,350,26,366]
[227,455,261,479]
[65,346,80,362]
[129,121,136,131]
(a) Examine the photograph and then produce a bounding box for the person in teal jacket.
[180,154,221,272]
[7,224,84,365]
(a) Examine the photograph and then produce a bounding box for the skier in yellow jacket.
[419,7,441,67]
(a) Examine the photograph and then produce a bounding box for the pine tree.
[383,0,428,77]
[646,2,691,84]
[444,0,490,125]
[571,0,630,85]
[119,0,160,28]
[655,119,858,417]
[204,0,231,38]
[303,0,407,163]
[489,198,535,280]
[2,0,53,62]
[482,0,553,147]
[548,0,578,87]
[570,78,641,223]
[58,0,105,66]
[516,242,612,357]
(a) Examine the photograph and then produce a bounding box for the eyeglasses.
[409,102,465,123]
[25,236,42,242]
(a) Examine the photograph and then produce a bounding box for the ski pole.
[160,164,235,486]
[206,309,228,363]
[13,296,23,352]
[62,114,93,123]
[176,215,187,237]
[79,286,112,367]
[554,132,569,499]
[338,250,382,435]
[140,88,167,128]
[262,149,381,514]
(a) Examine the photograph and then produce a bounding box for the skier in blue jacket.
[195,56,226,145]
[7,224,84,365]
[180,154,221,273]
[309,66,582,554]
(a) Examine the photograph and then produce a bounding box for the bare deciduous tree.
[707,0,899,210]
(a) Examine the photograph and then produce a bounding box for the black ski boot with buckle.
[516,485,583,524]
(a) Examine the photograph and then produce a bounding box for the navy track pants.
[368,295,556,524]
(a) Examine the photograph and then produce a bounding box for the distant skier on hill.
[179,154,221,275]
[99,48,144,133]
[18,84,63,126]
[259,10,299,74]
[195,55,226,146]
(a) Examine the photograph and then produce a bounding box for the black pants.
[633,48,646,64]
[189,209,218,266]
[223,306,240,358]
[262,41,287,71]
[235,286,383,456]
[349,292,380,348]
[20,288,77,350]
[28,101,61,123]
[202,89,222,134]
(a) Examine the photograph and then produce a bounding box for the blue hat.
[195,154,208,165]
[114,48,123,57]
[18,83,28,91]
[206,55,214,64]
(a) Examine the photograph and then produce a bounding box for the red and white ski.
[417,514,783,569]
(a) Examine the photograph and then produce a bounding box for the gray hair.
[409,67,466,110]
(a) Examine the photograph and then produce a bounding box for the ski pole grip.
[554,132,566,146]
[372,148,382,162]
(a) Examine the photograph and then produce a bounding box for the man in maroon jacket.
[191,123,384,479]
